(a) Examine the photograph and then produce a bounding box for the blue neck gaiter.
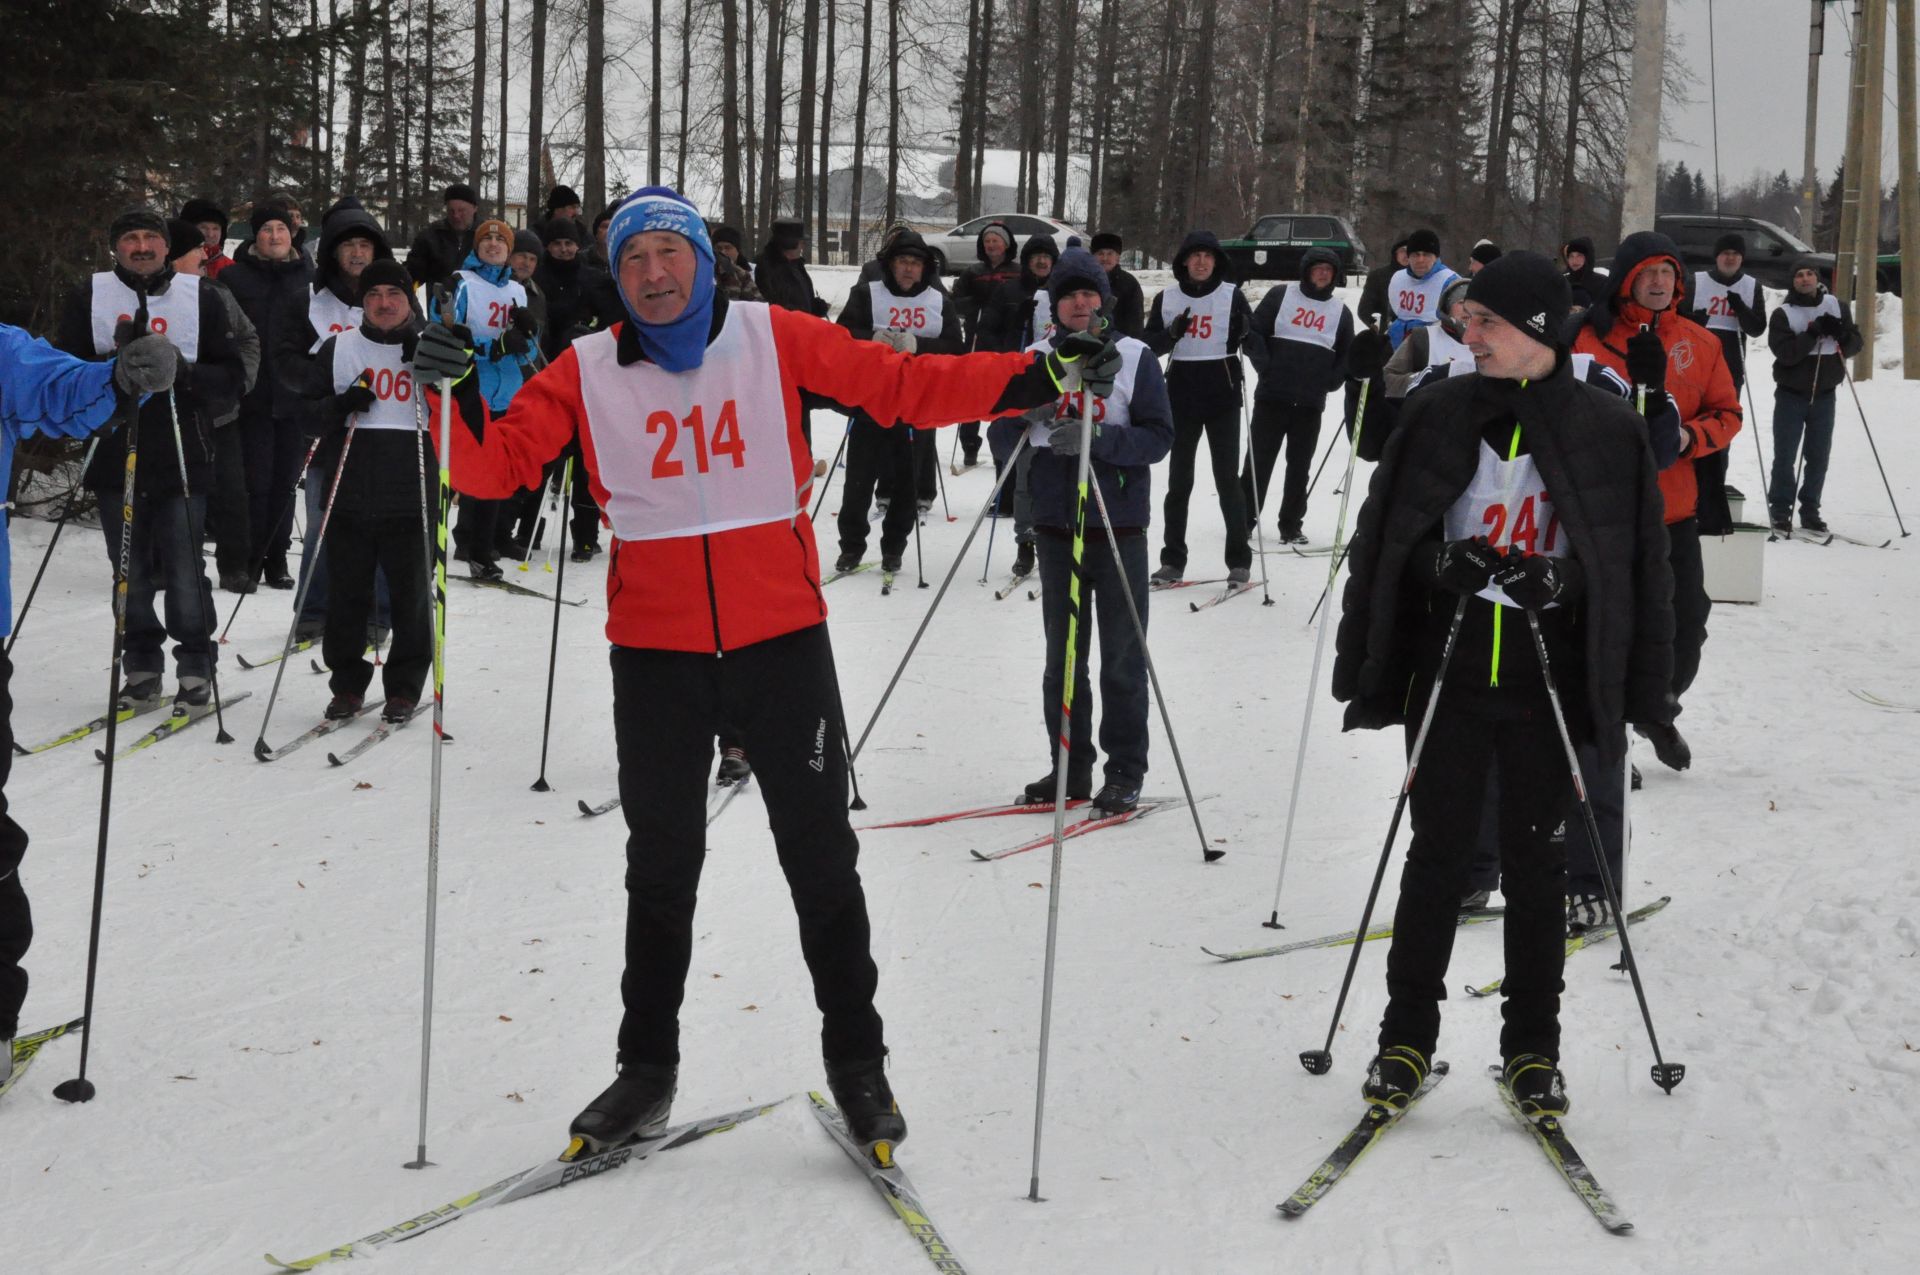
[607,187,718,373]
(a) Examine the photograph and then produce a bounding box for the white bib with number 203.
[574,303,800,541]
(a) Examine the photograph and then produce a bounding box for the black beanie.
[513,228,544,258]
[546,184,582,212]
[1471,239,1502,266]
[358,258,414,302]
[1405,228,1441,256]
[179,198,228,233]
[165,218,204,261]
[1047,247,1111,306]
[710,223,744,251]
[250,202,293,235]
[1090,231,1123,254]
[109,206,167,243]
[443,183,479,206]
[1465,251,1572,349]
[1713,232,1746,257]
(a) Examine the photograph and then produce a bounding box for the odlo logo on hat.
[1527,311,1547,333]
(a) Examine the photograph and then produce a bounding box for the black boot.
[1022,769,1093,803]
[1091,781,1140,816]
[825,1055,906,1161]
[1503,1053,1570,1118]
[1361,1045,1430,1112]
[568,1062,677,1154]
[1011,541,1035,578]
[1634,722,1691,771]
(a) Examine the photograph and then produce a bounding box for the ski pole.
[979,504,1000,584]
[1084,466,1222,864]
[907,429,930,588]
[1839,359,1910,537]
[934,435,955,522]
[1735,340,1769,503]
[1524,608,1684,1092]
[1028,386,1095,1204]
[165,388,232,744]
[518,466,558,573]
[809,416,853,522]
[217,436,322,643]
[852,433,1030,760]
[531,456,576,791]
[1300,425,1343,504]
[1271,378,1371,925]
[1240,396,1274,606]
[7,437,98,657]
[1300,594,1469,1077]
[252,420,360,756]
[407,301,458,1169]
[54,358,143,1106]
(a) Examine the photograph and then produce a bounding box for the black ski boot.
[825,1055,907,1165]
[1022,770,1092,803]
[1091,782,1140,816]
[881,553,903,574]
[1634,722,1691,772]
[1011,540,1035,578]
[833,550,862,574]
[174,676,212,708]
[381,697,417,724]
[1503,1054,1570,1118]
[1361,1045,1430,1112]
[567,1062,677,1156]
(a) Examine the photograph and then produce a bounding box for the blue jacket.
[0,324,126,635]
[453,254,538,411]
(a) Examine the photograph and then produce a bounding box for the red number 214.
[647,400,747,478]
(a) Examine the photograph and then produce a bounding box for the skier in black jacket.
[980,234,1060,574]
[1091,232,1146,338]
[1685,232,1770,532]
[1357,238,1409,331]
[1765,259,1862,534]
[406,184,479,289]
[753,219,831,317]
[1241,245,1354,543]
[1331,252,1675,1119]
[1143,230,1254,583]
[952,219,1021,468]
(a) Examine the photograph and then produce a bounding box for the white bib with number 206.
[1442,440,1567,608]
[574,302,799,542]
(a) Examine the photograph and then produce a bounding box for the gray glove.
[414,322,476,384]
[1047,417,1098,457]
[112,334,181,395]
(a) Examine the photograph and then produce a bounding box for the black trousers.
[1470,726,1626,899]
[1160,407,1251,570]
[958,421,982,462]
[1240,399,1322,535]
[453,496,505,566]
[1036,529,1152,787]
[611,624,883,1067]
[837,417,918,559]
[207,424,252,577]
[97,490,217,681]
[323,514,435,704]
[1380,685,1573,1063]
[0,652,30,1039]
[243,410,304,568]
[1667,517,1709,709]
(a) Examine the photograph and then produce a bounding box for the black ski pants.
[453,496,506,567]
[1380,684,1575,1064]
[1239,399,1323,536]
[611,624,884,1068]
[243,408,304,569]
[207,423,252,578]
[1667,517,1709,710]
[836,417,918,561]
[1036,528,1151,788]
[1469,726,1626,900]
[97,490,217,682]
[0,653,30,1040]
[1160,406,1251,571]
[323,515,434,705]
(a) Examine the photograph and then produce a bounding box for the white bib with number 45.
[574,303,799,541]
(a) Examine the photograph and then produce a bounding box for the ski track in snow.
[2,275,1917,1272]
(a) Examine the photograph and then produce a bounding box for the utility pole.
[1836,0,1870,300]
[1852,0,1888,378]
[1618,0,1667,240]
[1894,0,1919,378]
[1802,2,1827,238]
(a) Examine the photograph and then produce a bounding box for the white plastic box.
[1701,485,1764,604]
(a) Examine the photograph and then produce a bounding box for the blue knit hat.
[1047,247,1111,305]
[606,186,718,373]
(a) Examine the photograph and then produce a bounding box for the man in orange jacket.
[412,186,1115,1165]
[1572,231,1742,772]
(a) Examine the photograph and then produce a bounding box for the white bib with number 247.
[574,302,800,542]
[1442,440,1567,608]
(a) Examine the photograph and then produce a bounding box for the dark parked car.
[1216,214,1367,281]
[1652,214,1839,291]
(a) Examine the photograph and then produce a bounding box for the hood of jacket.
[1172,229,1232,294]
[1298,246,1342,301]
[1581,230,1684,340]
[1019,234,1059,291]
[315,207,394,299]
[975,219,1017,267]
[460,250,512,285]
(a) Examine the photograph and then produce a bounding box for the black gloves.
[810,297,831,318]
[1813,313,1846,340]
[500,328,532,357]
[1491,553,1574,610]
[1169,309,1193,340]
[333,376,377,419]
[1433,536,1504,596]
[508,304,537,336]
[112,334,181,395]
[1346,328,1390,377]
[1046,330,1124,397]
[1625,327,1667,393]
[415,322,476,383]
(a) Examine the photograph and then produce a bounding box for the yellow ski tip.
[871,1140,894,1169]
[560,1136,588,1163]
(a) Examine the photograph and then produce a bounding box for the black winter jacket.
[220,243,314,418]
[1331,357,1675,737]
[1105,266,1146,339]
[978,234,1059,353]
[56,266,247,499]
[406,217,472,290]
[1142,230,1251,418]
[533,253,610,359]
[1357,261,1398,332]
[274,207,397,407]
[1244,247,1354,408]
[298,320,437,518]
[1767,282,1862,397]
[753,246,828,316]
[954,220,1021,347]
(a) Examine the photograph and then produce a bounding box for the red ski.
[969,799,1182,861]
[857,797,1090,831]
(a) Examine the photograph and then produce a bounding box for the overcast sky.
[1663,0,1890,192]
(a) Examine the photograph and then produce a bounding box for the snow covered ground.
[3,290,1918,1274]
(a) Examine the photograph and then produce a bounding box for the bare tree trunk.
[1556,0,1589,243]
[797,0,820,220]
[848,0,874,258]
[468,0,486,193]
[1088,0,1118,228]
[326,0,339,193]
[402,0,416,233]
[1483,0,1531,231]
[956,0,980,221]
[424,0,437,216]
[1189,0,1217,226]
[500,0,512,213]
[255,0,273,197]
[677,0,693,189]
[746,0,758,235]
[973,0,992,212]
[1050,0,1074,219]
[528,0,546,216]
[344,0,370,190]
[816,0,835,250]
[885,0,899,228]
[762,0,787,228]
[310,0,323,198]
[1019,0,1041,208]
[651,0,664,185]
[1292,0,1319,202]
[585,0,606,212]
[381,0,398,232]
[722,0,744,227]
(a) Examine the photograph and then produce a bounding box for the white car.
[923,213,1086,276]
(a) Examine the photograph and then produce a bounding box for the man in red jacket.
[1573,231,1742,772]
[414,187,1109,1165]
